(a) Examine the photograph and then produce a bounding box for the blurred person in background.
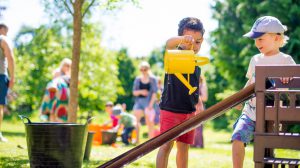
[132,61,158,143]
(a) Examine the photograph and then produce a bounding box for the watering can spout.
[174,73,197,95]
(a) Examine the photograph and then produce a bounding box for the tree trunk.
[68,0,84,123]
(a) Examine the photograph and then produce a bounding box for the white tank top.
[0,35,8,75]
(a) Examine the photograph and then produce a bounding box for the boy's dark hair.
[178,17,205,36]
[0,23,8,30]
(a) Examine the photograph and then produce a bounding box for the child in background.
[231,16,296,168]
[103,101,119,128]
[40,75,70,122]
[112,105,137,146]
[156,17,205,168]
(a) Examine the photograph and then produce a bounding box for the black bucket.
[20,115,89,168]
[83,131,95,161]
[101,130,117,145]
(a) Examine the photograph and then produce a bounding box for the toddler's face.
[183,29,203,53]
[254,33,280,56]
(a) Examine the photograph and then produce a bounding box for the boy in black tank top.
[156,17,205,168]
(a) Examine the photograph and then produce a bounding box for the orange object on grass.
[130,129,137,144]
[88,124,112,145]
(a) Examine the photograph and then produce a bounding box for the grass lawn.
[0,115,299,168]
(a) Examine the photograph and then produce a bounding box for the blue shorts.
[231,114,255,144]
[0,74,9,105]
[133,97,149,111]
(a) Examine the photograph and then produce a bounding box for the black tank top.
[159,67,201,114]
[138,81,151,98]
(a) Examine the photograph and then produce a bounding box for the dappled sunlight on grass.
[0,156,29,168]
[275,149,300,159]
[0,120,252,168]
[1,120,299,167]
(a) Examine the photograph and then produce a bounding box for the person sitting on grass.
[102,101,119,128]
[112,105,137,146]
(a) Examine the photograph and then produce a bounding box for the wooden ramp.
[97,65,300,168]
[98,83,257,168]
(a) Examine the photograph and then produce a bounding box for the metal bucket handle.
[19,115,32,124]
[86,117,95,125]
[19,115,94,125]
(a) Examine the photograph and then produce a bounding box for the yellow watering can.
[164,49,209,95]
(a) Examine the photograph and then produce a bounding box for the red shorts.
[160,109,196,144]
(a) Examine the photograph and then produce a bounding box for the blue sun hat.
[243,16,287,39]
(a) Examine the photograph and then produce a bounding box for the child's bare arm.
[234,79,251,110]
[166,35,195,49]
[195,97,204,114]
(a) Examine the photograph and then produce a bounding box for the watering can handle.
[19,115,32,124]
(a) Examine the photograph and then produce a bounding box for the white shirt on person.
[242,52,296,121]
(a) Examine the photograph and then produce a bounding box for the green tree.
[115,48,136,109]
[209,0,300,129]
[78,23,120,112]
[14,24,71,112]
[13,21,121,117]
[46,0,138,122]
[147,46,165,79]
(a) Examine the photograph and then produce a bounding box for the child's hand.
[195,101,204,114]
[280,77,293,84]
[181,35,194,45]
[179,35,195,49]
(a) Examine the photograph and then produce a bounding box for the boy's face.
[254,33,280,56]
[183,29,203,53]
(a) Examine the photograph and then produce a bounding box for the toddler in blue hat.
[231,16,296,168]
[112,105,137,146]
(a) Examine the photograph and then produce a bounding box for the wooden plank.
[98,84,256,168]
[255,135,300,150]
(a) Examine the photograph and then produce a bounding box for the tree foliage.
[78,23,120,111]
[14,24,71,113]
[147,47,165,80]
[13,21,120,115]
[42,0,139,122]
[208,0,300,129]
[115,48,136,109]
